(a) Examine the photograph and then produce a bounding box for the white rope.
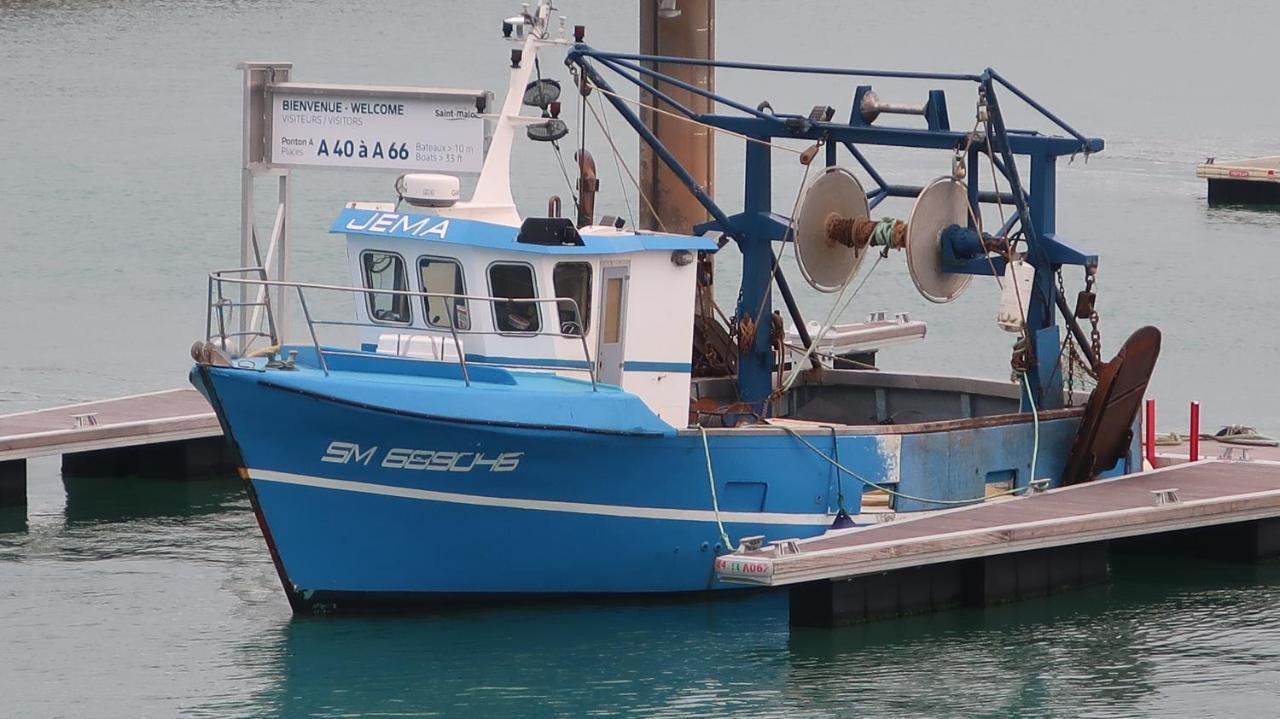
[778,253,883,395]
[779,426,1029,507]
[582,92,665,232]
[594,93,636,229]
[1022,371,1041,487]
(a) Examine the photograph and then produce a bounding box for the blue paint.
[1033,325,1064,410]
[940,224,989,269]
[244,348,667,435]
[332,209,719,255]
[195,46,1122,608]
[194,360,1083,602]
[567,46,1107,409]
[894,417,1081,512]
[736,137,775,411]
[622,360,692,372]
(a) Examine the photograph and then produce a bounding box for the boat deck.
[716,459,1280,586]
[0,389,218,463]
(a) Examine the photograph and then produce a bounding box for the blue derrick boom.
[565,47,1104,413]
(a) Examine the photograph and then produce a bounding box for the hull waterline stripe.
[251,469,833,525]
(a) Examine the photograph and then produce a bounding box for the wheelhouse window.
[552,262,592,336]
[488,263,541,333]
[361,251,410,324]
[418,256,470,330]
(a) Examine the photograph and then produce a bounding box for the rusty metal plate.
[1061,325,1162,486]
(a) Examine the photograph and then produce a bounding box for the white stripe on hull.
[251,469,834,526]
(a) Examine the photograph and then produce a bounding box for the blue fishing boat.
[191,1,1157,612]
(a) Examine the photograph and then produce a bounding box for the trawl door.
[596,264,629,386]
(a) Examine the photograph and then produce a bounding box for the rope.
[780,342,879,371]
[1022,371,1040,487]
[776,253,884,397]
[779,426,1027,507]
[868,218,898,248]
[550,142,580,217]
[971,107,1038,383]
[1210,425,1280,447]
[589,82,805,155]
[826,425,848,514]
[701,374,1044,520]
[583,92,666,232]
[595,92,636,229]
[697,425,734,551]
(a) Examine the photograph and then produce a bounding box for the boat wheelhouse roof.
[332,208,720,256]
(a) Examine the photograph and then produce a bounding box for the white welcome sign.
[268,82,490,174]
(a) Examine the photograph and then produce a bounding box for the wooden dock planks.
[1196,155,1280,183]
[717,460,1280,587]
[1196,156,1280,204]
[0,389,219,462]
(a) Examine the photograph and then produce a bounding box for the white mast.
[445,1,557,226]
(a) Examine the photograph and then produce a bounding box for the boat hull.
[194,364,1085,612]
[195,366,853,610]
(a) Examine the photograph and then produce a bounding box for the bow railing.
[206,269,597,389]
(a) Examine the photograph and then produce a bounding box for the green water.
[3,0,1280,716]
[6,459,1280,717]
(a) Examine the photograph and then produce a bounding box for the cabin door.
[596,263,629,386]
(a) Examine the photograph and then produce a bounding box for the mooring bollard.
[1190,401,1200,461]
[1144,399,1158,467]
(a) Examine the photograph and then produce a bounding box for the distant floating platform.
[1196,156,1280,205]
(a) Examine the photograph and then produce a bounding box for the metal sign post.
[237,62,491,350]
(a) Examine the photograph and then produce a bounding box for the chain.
[1058,269,1076,404]
[1058,267,1101,393]
[1085,265,1101,363]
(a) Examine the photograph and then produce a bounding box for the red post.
[1190,401,1200,461]
[1144,399,1157,468]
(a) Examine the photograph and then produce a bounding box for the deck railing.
[206,269,597,389]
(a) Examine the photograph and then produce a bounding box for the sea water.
[2,1,1279,716]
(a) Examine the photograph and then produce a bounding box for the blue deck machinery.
[565,45,1107,415]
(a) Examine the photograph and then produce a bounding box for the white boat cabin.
[336,205,717,427]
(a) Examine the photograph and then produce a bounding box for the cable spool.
[905,176,972,303]
[793,167,870,293]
